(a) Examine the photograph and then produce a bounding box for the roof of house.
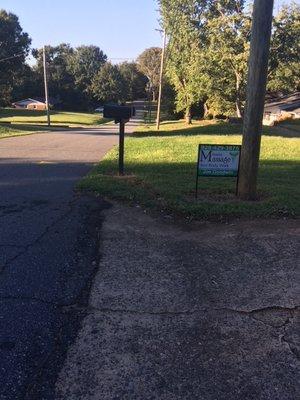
[264,92,300,114]
[12,97,60,106]
[12,98,45,105]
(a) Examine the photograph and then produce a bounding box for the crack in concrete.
[61,304,300,319]
[222,305,299,328]
[4,297,298,363]
[2,292,298,330]
[281,335,300,361]
[279,310,300,361]
[67,303,299,361]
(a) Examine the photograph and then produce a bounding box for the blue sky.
[1,0,162,62]
[1,0,296,63]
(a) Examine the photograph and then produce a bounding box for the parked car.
[94,106,104,113]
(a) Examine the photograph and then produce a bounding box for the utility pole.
[146,76,153,123]
[43,46,51,127]
[237,0,274,200]
[156,30,166,131]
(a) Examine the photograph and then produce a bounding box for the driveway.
[55,204,299,400]
[0,125,120,399]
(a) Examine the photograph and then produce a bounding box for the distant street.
[0,124,120,399]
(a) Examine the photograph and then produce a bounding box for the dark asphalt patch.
[0,196,111,399]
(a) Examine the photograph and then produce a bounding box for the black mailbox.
[103,104,134,121]
[103,104,136,175]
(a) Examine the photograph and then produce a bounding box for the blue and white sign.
[198,144,241,177]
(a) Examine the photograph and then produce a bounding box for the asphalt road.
[0,125,119,399]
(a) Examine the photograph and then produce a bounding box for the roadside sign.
[196,144,241,198]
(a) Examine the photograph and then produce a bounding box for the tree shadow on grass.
[0,123,71,133]
[0,121,111,134]
[0,108,61,118]
[1,120,106,126]
[89,157,299,218]
[0,109,105,126]
[133,121,300,139]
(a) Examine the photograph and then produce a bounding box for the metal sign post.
[118,120,125,176]
[196,144,241,199]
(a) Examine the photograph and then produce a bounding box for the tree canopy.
[118,62,148,101]
[91,63,127,104]
[137,47,162,101]
[67,45,107,96]
[268,3,300,93]
[1,3,299,116]
[0,9,31,106]
[159,0,300,120]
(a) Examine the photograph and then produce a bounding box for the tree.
[0,9,31,106]
[160,1,251,121]
[205,2,300,115]
[32,44,88,110]
[137,47,162,101]
[159,0,210,123]
[205,10,251,117]
[118,62,147,101]
[268,3,300,93]
[11,64,40,101]
[92,63,127,104]
[68,45,107,97]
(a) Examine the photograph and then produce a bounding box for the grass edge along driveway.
[78,120,300,220]
[0,109,108,139]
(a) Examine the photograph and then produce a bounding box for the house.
[263,92,300,125]
[12,98,47,110]
[12,97,60,110]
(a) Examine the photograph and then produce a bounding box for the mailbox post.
[103,104,135,175]
[119,120,125,175]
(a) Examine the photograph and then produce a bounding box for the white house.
[263,92,300,125]
[12,98,47,110]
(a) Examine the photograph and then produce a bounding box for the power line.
[0,53,24,63]
[108,57,135,60]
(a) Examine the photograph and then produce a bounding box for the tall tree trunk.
[236,100,242,118]
[185,106,192,124]
[203,102,209,118]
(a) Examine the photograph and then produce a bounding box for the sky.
[1,0,297,63]
[1,0,162,63]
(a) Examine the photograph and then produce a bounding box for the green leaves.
[268,3,300,93]
[0,10,31,106]
[91,63,127,104]
[159,0,300,118]
[137,47,162,100]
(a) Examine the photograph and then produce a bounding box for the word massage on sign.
[198,144,241,177]
[196,144,241,198]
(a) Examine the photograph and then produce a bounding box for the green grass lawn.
[0,123,52,139]
[79,119,300,219]
[0,108,107,138]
